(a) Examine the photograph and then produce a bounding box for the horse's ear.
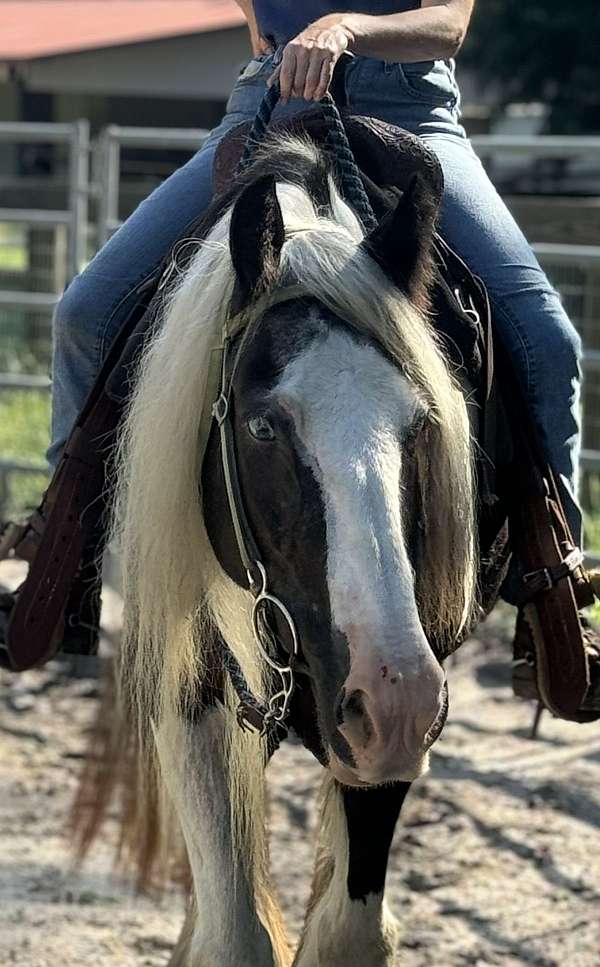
[229,173,285,304]
[362,174,437,307]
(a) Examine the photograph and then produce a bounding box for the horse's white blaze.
[277,324,420,647]
[276,321,445,779]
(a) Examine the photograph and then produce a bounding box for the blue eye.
[247,415,275,441]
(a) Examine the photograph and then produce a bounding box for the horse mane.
[102,133,476,904]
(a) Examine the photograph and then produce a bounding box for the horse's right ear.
[229,173,285,305]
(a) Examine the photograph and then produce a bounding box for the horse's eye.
[247,415,275,441]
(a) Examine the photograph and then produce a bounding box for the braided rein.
[237,81,378,233]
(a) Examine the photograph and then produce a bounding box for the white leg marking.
[294,781,399,967]
[155,709,275,967]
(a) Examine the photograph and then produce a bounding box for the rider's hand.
[268,15,355,104]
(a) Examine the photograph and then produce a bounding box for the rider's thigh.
[54,115,241,363]
[424,134,581,389]
[424,132,582,537]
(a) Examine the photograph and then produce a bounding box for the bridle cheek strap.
[207,289,307,737]
[212,340,262,587]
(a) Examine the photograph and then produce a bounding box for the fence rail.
[471,135,600,161]
[0,120,90,283]
[95,124,209,245]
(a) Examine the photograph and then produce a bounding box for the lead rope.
[237,82,280,173]
[237,82,378,233]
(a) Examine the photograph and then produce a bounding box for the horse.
[72,129,478,967]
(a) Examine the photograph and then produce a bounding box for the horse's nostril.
[344,689,366,720]
[338,689,374,746]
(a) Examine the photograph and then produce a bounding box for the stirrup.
[512,595,600,723]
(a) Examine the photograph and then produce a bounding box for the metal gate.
[0,121,89,511]
[1,125,600,550]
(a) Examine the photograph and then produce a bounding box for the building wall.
[16,28,252,101]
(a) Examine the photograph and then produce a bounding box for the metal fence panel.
[1,126,600,557]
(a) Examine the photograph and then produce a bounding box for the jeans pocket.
[396,60,458,106]
[239,53,273,81]
[226,55,273,115]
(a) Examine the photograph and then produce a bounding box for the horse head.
[201,160,475,786]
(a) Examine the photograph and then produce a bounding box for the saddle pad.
[213,108,445,207]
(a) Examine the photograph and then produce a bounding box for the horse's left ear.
[362,174,438,307]
[229,173,286,305]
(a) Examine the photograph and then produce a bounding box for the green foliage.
[462,0,600,133]
[0,224,27,272]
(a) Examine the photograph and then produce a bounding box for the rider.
[2,1,598,715]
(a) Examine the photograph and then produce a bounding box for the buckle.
[523,567,553,593]
[236,702,263,734]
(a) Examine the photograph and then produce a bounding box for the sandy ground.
[1,558,600,967]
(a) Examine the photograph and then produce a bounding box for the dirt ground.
[1,558,600,967]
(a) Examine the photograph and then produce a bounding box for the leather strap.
[511,437,591,718]
[3,274,157,671]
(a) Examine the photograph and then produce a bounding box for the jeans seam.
[488,291,536,399]
[441,236,535,396]
[93,266,159,368]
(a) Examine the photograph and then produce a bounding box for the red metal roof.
[0,1,246,61]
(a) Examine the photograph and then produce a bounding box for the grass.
[0,244,27,272]
[0,390,50,516]
[0,322,52,516]
[0,225,28,273]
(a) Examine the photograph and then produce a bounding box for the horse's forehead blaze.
[273,326,421,443]
[273,326,425,663]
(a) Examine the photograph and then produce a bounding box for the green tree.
[462,0,600,133]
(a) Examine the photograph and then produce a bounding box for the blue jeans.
[50,53,582,550]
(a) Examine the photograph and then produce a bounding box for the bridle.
[207,286,309,744]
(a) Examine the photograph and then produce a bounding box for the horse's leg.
[168,903,196,967]
[156,706,281,967]
[294,779,410,967]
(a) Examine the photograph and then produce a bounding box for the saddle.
[0,109,596,721]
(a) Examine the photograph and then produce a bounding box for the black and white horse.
[75,133,477,966]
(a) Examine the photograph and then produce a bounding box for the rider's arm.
[272,1,475,103]
[234,0,271,56]
[343,0,475,62]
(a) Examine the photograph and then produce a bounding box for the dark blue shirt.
[254,2,421,45]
